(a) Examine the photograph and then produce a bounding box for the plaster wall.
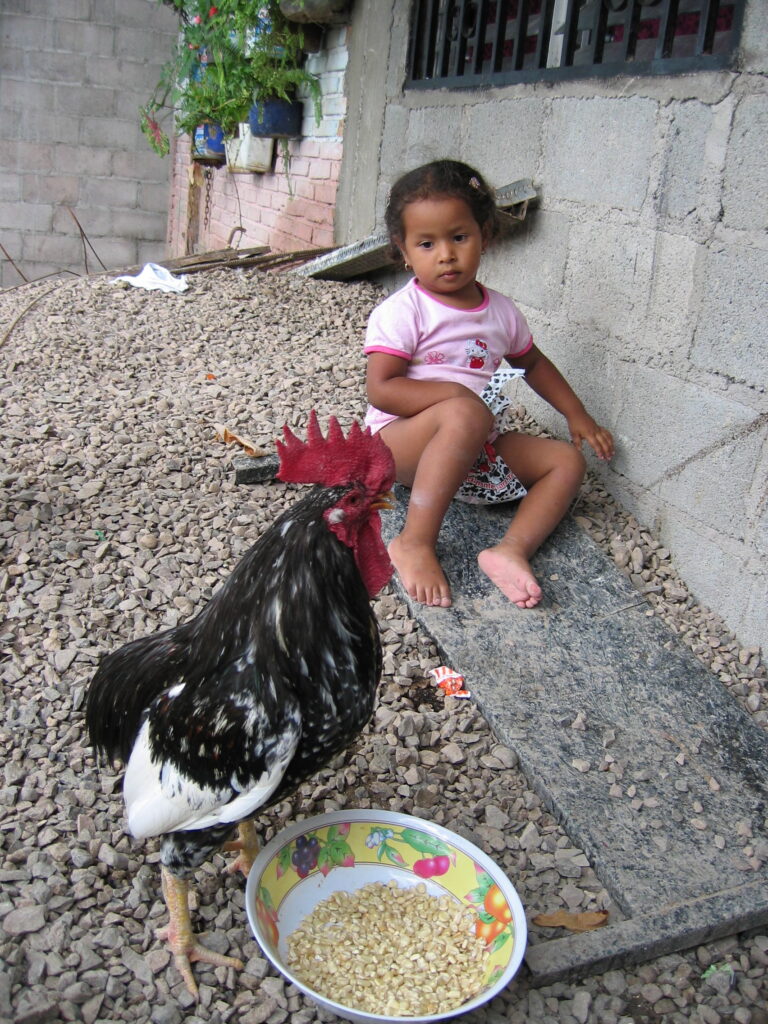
[0,0,179,288]
[341,0,768,653]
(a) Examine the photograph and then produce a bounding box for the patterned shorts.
[454,369,528,506]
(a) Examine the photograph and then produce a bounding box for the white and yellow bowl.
[245,809,527,1024]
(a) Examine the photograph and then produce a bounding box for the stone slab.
[381,489,768,984]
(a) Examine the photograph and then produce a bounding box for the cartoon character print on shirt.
[466,338,488,369]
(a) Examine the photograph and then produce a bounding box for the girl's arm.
[507,344,614,461]
[366,352,487,419]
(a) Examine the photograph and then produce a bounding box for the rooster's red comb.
[276,411,395,492]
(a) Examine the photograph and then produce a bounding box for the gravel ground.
[1,268,766,1024]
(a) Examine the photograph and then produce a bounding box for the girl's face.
[397,196,486,308]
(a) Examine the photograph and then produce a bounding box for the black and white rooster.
[86,413,395,996]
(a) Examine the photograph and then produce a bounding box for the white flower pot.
[225,124,274,173]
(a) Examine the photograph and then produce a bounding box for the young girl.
[364,159,614,609]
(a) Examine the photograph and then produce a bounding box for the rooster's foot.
[222,819,260,877]
[159,866,244,998]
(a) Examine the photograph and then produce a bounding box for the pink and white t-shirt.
[363,278,533,433]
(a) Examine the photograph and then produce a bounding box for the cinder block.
[658,418,767,541]
[28,49,88,83]
[137,241,171,265]
[55,83,116,118]
[2,77,55,114]
[90,236,140,271]
[0,174,21,202]
[113,149,172,183]
[80,176,139,208]
[79,117,141,150]
[52,204,113,237]
[543,96,657,211]
[22,173,80,205]
[657,99,726,225]
[17,110,80,145]
[54,21,116,58]
[657,513,760,650]
[606,360,757,490]
[405,105,462,168]
[643,231,700,358]
[52,0,92,19]
[138,181,172,215]
[21,231,83,266]
[117,2,179,32]
[464,97,546,185]
[722,93,768,231]
[482,208,570,313]
[565,221,655,339]
[53,143,112,177]
[691,242,768,390]
[0,201,53,233]
[98,54,168,93]
[379,104,410,177]
[13,141,55,173]
[1,13,54,50]
[112,208,167,241]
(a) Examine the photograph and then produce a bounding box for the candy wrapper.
[429,666,471,699]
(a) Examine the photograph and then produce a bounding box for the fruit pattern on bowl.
[252,820,517,988]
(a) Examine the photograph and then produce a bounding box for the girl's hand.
[568,412,614,461]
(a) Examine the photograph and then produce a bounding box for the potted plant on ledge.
[141,0,322,168]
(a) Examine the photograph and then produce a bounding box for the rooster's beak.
[372,489,395,511]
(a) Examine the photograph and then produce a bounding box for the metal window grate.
[406,0,747,88]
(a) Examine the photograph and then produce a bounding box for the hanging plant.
[142,0,322,156]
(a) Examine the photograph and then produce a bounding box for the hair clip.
[468,176,482,191]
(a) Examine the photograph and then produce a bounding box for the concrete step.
[381,488,768,984]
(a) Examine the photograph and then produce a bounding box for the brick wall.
[0,0,179,288]
[166,27,348,257]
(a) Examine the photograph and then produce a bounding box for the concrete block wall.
[0,0,179,288]
[341,0,768,654]
[165,26,348,256]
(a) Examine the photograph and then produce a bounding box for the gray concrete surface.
[381,490,768,983]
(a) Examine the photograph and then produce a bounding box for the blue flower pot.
[192,122,226,164]
[248,98,304,139]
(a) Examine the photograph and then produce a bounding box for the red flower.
[209,6,218,14]
[193,14,202,23]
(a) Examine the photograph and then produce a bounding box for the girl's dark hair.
[384,160,500,259]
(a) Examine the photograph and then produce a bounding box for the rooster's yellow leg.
[156,866,244,998]
[222,819,260,877]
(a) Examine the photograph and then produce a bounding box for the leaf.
[465,887,486,905]
[276,847,292,878]
[490,929,512,953]
[475,868,495,890]
[326,839,353,866]
[213,422,267,457]
[382,844,405,866]
[532,910,609,932]
[397,828,451,858]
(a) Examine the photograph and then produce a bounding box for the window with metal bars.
[406,0,747,88]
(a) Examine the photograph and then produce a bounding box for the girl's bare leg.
[478,433,586,608]
[380,396,493,607]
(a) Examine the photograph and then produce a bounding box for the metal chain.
[203,167,213,231]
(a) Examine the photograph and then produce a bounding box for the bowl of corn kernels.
[245,809,527,1024]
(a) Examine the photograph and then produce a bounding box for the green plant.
[141,0,321,156]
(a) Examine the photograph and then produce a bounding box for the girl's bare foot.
[388,534,452,607]
[478,542,542,609]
